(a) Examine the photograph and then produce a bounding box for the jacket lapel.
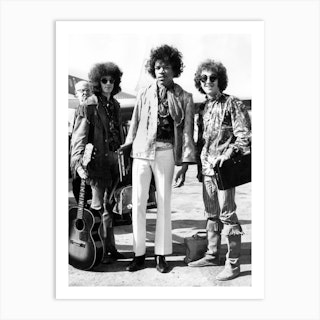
[96,102,110,138]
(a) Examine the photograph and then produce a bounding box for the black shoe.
[101,255,113,264]
[109,250,126,260]
[126,255,145,272]
[155,255,169,273]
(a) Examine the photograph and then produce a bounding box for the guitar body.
[69,206,104,270]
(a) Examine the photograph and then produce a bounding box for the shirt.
[99,95,121,152]
[156,84,174,144]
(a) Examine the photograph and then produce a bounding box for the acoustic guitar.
[69,143,104,270]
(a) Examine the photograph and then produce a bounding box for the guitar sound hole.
[75,219,85,231]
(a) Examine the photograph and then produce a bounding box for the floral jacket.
[70,94,124,182]
[125,81,197,166]
[196,93,251,177]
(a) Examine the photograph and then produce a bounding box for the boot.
[102,227,125,263]
[188,219,221,267]
[126,254,146,272]
[155,255,169,273]
[216,234,241,281]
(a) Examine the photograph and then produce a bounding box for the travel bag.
[184,231,208,264]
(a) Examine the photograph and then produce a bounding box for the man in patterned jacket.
[189,59,251,281]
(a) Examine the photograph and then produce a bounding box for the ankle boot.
[216,234,241,281]
[126,254,145,272]
[155,255,169,273]
[188,220,221,267]
[102,227,125,262]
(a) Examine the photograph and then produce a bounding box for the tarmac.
[68,165,251,287]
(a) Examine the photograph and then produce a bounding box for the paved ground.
[68,165,251,287]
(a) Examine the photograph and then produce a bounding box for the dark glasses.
[200,75,217,83]
[100,78,115,84]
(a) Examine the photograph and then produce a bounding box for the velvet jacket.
[70,94,124,183]
[125,81,197,166]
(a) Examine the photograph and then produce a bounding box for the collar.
[99,94,114,107]
[205,91,222,102]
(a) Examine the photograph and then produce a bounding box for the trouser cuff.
[207,218,223,232]
[221,224,244,236]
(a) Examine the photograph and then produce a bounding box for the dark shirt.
[99,95,121,152]
[156,85,174,144]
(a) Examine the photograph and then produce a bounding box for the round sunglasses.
[200,75,217,83]
[100,78,115,84]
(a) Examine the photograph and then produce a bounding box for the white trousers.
[132,148,175,256]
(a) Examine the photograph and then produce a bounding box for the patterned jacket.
[125,81,197,166]
[196,93,251,176]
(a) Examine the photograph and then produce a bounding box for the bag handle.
[192,231,207,239]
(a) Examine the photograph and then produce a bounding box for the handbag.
[184,231,208,264]
[214,151,251,190]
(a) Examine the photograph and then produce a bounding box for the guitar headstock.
[82,143,94,168]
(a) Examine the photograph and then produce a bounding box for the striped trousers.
[202,175,243,236]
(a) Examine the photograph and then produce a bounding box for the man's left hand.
[212,154,229,168]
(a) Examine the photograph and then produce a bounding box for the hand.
[77,166,89,179]
[212,154,229,168]
[173,164,188,188]
[197,171,203,183]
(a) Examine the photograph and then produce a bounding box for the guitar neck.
[77,178,87,218]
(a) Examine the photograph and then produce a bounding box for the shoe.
[216,234,241,281]
[109,250,126,260]
[126,255,145,272]
[188,255,219,267]
[155,255,169,273]
[216,262,240,281]
[101,255,113,264]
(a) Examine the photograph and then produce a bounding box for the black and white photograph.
[56,20,264,299]
[1,1,319,319]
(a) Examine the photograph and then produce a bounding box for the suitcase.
[184,231,208,264]
[117,143,132,182]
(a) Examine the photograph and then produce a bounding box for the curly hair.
[146,44,184,78]
[88,62,123,96]
[194,59,228,94]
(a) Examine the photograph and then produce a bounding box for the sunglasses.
[200,75,217,83]
[100,78,115,84]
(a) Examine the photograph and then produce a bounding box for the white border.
[1,1,319,319]
[56,20,264,299]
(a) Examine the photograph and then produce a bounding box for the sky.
[68,30,252,102]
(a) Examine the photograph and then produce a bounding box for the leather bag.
[184,231,208,264]
[214,151,251,190]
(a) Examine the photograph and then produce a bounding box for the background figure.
[124,44,197,273]
[70,62,125,264]
[190,59,251,281]
[71,80,92,204]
